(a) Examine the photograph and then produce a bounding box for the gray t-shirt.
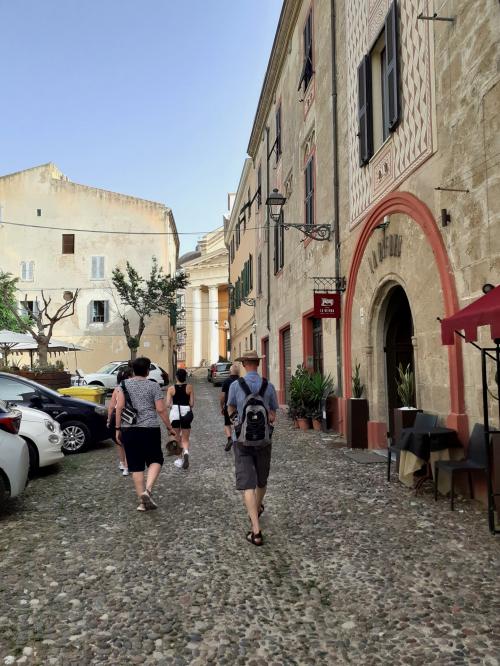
[119,378,163,428]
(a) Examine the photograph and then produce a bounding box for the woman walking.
[166,368,194,470]
[115,357,177,511]
[107,367,133,476]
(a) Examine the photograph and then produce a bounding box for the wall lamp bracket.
[417,12,455,22]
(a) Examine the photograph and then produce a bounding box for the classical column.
[209,284,219,363]
[192,286,202,367]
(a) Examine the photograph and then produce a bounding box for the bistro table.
[396,427,463,494]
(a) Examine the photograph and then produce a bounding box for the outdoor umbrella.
[11,338,90,370]
[0,329,39,365]
[440,286,500,534]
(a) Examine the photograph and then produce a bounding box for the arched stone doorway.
[383,285,414,435]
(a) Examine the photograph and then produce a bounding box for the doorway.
[384,286,414,435]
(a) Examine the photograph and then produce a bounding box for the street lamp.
[266,188,287,222]
[266,187,331,242]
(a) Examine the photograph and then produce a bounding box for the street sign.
[313,292,341,318]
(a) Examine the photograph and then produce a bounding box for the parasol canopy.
[441,286,500,345]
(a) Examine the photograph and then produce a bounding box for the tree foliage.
[0,272,29,332]
[112,258,188,359]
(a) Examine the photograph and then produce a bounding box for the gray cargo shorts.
[233,442,272,490]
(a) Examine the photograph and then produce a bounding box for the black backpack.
[236,377,271,448]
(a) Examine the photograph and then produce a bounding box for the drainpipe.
[331,0,343,396]
[266,126,271,332]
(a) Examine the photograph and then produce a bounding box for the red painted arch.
[343,191,466,424]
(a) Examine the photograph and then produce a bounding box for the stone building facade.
[225,159,258,363]
[229,0,500,446]
[0,163,179,374]
[177,228,229,368]
[228,0,341,402]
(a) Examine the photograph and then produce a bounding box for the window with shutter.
[20,261,34,281]
[91,256,105,279]
[279,218,285,270]
[385,0,400,131]
[62,234,75,254]
[273,222,279,275]
[305,157,315,226]
[257,166,262,208]
[91,300,106,323]
[298,10,314,92]
[275,105,282,161]
[257,254,262,295]
[249,254,253,291]
[358,55,373,166]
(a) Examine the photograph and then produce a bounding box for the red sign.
[313,292,341,318]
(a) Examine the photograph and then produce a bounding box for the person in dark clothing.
[166,368,194,470]
[219,364,240,451]
[115,357,176,512]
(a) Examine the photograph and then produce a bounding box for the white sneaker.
[122,468,129,476]
[174,458,183,468]
[119,462,125,471]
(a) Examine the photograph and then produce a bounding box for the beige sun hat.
[235,350,262,362]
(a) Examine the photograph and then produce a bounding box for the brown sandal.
[246,531,264,546]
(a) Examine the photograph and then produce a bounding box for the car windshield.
[96,363,119,374]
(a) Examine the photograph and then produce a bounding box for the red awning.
[441,286,500,345]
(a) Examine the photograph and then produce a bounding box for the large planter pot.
[392,407,420,444]
[347,398,369,449]
[312,418,322,432]
[297,417,312,431]
[12,370,71,390]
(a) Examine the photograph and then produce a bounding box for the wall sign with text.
[313,292,341,319]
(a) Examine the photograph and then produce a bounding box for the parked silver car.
[212,362,232,387]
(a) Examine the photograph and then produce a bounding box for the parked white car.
[16,406,64,473]
[0,401,29,504]
[81,361,168,389]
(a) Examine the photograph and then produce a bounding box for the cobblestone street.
[1,374,499,665]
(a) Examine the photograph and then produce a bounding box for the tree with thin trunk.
[112,258,188,360]
[0,272,79,367]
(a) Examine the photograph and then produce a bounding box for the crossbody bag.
[120,380,138,425]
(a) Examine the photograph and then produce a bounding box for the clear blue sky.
[0,0,282,254]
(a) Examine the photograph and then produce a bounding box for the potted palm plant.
[347,361,369,448]
[308,372,334,431]
[290,365,313,430]
[393,363,419,442]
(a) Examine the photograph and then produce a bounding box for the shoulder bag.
[120,380,138,425]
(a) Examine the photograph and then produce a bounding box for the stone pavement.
[1,374,499,665]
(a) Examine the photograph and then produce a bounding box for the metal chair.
[434,423,488,510]
[387,412,438,482]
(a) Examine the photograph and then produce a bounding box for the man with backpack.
[227,350,278,547]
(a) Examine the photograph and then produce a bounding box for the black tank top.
[173,384,190,406]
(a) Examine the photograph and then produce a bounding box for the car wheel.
[61,421,91,454]
[0,473,9,504]
[23,438,39,476]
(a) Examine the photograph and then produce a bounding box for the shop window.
[312,318,324,375]
[305,156,315,226]
[358,0,400,166]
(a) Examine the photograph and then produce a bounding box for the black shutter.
[385,0,400,131]
[279,218,285,269]
[358,55,373,166]
[273,223,279,274]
